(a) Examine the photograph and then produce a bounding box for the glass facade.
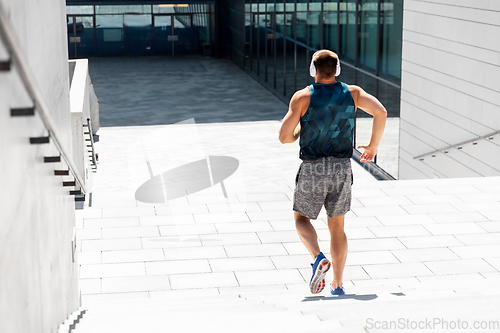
[230,0,402,178]
[66,4,213,58]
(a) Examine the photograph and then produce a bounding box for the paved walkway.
[76,56,500,332]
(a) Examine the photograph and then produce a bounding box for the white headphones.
[309,50,341,77]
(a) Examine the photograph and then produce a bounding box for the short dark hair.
[314,51,338,78]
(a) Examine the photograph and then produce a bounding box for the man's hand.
[357,145,377,162]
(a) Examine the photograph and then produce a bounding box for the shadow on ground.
[88,56,288,127]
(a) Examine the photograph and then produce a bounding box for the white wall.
[0,0,80,332]
[399,0,500,179]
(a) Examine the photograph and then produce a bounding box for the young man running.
[278,50,387,295]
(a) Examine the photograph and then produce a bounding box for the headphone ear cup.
[335,62,341,76]
[310,64,316,77]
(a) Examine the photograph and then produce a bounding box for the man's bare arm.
[278,88,310,144]
[349,85,387,162]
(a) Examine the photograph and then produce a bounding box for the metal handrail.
[414,130,500,160]
[86,118,97,169]
[0,8,87,194]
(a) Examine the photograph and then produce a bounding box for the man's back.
[299,82,356,160]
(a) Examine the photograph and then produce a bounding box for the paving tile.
[349,238,406,252]
[269,221,296,231]
[149,288,220,298]
[257,231,300,244]
[78,251,102,265]
[169,272,239,289]
[102,249,165,263]
[139,215,195,226]
[224,244,288,257]
[424,259,497,275]
[235,269,304,286]
[238,193,291,203]
[82,292,149,303]
[142,236,202,249]
[214,221,273,234]
[84,217,140,229]
[450,245,500,259]
[159,224,217,236]
[200,233,262,246]
[163,246,227,260]
[246,210,294,222]
[358,196,413,207]
[346,250,400,266]
[76,209,102,219]
[343,265,372,280]
[406,194,463,205]
[75,218,84,229]
[146,259,211,275]
[401,203,459,214]
[345,227,377,239]
[475,221,500,232]
[362,262,434,278]
[102,207,156,218]
[376,214,436,226]
[79,278,102,295]
[479,210,500,221]
[428,212,489,223]
[398,235,464,249]
[368,225,431,238]
[193,212,250,224]
[350,206,409,217]
[102,226,160,239]
[186,194,240,205]
[218,284,288,295]
[381,187,435,197]
[345,216,384,228]
[351,277,422,288]
[270,254,311,269]
[451,201,500,212]
[428,185,482,195]
[80,262,146,278]
[351,188,388,198]
[82,238,142,252]
[77,228,102,240]
[209,257,276,272]
[206,202,262,213]
[257,201,293,211]
[483,258,500,271]
[101,276,171,293]
[282,242,311,255]
[424,223,486,235]
[391,248,460,262]
[156,204,209,215]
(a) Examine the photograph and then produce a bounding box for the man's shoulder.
[291,87,311,102]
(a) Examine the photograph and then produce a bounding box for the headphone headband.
[309,51,341,78]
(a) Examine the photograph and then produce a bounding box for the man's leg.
[294,211,320,259]
[327,215,347,288]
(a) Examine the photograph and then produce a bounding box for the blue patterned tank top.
[299,82,356,160]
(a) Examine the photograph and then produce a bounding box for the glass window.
[323,1,338,52]
[307,0,322,50]
[359,0,378,71]
[96,5,151,14]
[380,0,403,80]
[66,5,93,15]
[339,0,356,62]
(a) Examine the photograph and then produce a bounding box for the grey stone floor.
[88,56,288,127]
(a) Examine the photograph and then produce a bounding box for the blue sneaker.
[309,252,331,294]
[330,284,345,296]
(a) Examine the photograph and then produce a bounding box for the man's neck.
[315,77,336,84]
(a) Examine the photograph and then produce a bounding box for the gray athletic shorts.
[293,157,352,219]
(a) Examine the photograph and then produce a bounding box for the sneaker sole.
[310,259,331,294]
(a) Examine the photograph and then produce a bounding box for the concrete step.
[73,309,341,333]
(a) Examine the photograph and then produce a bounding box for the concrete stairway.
[72,293,341,333]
